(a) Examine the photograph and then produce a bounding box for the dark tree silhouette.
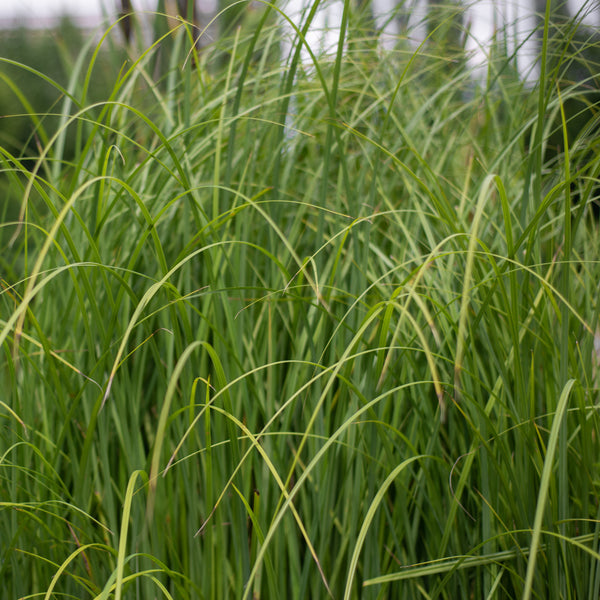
[175,0,200,23]
[118,0,133,43]
[118,0,201,44]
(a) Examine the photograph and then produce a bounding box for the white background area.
[0,1,156,25]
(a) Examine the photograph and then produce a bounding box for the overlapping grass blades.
[1,2,600,598]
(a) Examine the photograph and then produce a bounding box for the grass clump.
[1,2,600,598]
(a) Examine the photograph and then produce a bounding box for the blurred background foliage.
[0,16,126,225]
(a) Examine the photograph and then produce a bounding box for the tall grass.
[1,2,600,598]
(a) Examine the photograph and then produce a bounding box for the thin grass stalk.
[522,379,576,600]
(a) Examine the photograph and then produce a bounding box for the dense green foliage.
[0,16,130,227]
[1,3,600,598]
